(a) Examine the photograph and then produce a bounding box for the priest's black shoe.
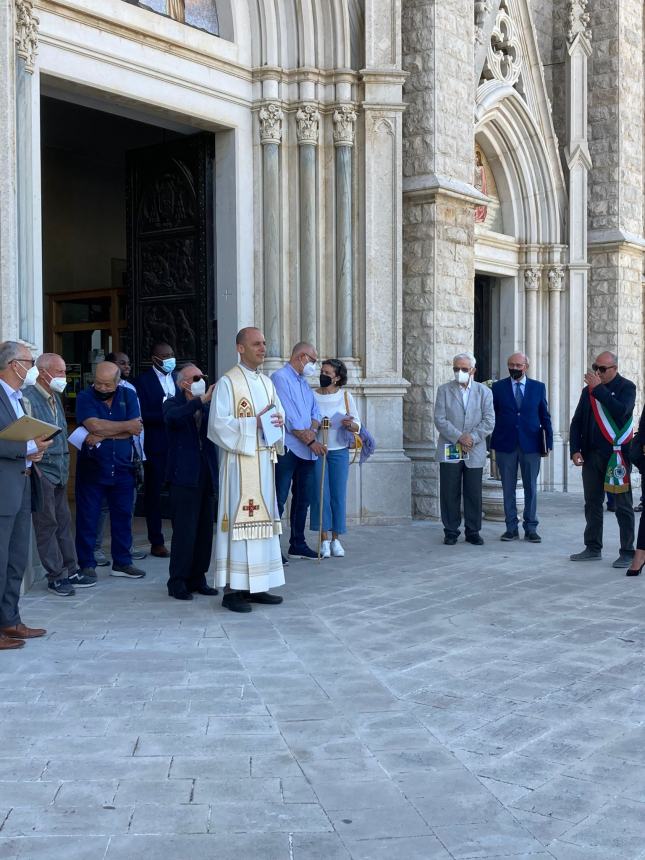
[465,534,484,545]
[243,591,283,605]
[443,536,458,545]
[168,590,193,600]
[222,592,252,613]
[195,585,219,596]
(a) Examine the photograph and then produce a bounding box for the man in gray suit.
[434,352,495,545]
[0,341,53,650]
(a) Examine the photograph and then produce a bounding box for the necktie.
[515,382,523,410]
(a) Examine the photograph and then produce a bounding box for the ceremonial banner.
[589,391,633,493]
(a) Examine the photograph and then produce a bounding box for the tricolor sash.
[589,391,633,493]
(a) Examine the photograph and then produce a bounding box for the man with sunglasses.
[163,364,219,600]
[569,351,636,567]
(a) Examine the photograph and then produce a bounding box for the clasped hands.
[457,432,474,452]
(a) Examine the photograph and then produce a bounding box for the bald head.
[289,342,318,376]
[36,353,67,394]
[236,327,266,370]
[593,351,618,384]
[94,361,120,387]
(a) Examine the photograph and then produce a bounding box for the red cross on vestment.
[243,498,260,518]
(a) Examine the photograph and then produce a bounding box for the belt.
[21,467,32,476]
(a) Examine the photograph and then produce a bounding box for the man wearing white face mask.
[272,342,323,561]
[434,352,495,545]
[23,354,95,596]
[163,364,220,600]
[134,342,177,558]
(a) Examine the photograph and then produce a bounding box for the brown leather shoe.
[0,632,25,649]
[150,545,170,558]
[1,623,46,639]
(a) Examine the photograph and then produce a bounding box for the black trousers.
[582,448,634,554]
[167,471,216,595]
[439,462,483,539]
[0,478,31,628]
[143,453,167,547]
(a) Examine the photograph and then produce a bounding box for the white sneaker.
[320,540,331,559]
[330,539,345,557]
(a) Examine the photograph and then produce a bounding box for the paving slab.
[2,494,645,857]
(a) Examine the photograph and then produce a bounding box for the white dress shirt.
[0,379,38,465]
[153,366,176,400]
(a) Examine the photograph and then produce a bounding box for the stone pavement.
[2,493,645,859]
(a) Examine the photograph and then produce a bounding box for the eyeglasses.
[453,367,471,373]
[13,358,35,367]
[592,364,616,373]
[303,354,316,364]
[188,375,207,383]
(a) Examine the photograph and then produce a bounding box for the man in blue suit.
[134,342,176,558]
[163,364,219,600]
[490,353,553,542]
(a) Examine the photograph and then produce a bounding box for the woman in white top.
[309,359,361,558]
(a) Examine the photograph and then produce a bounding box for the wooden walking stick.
[317,417,331,562]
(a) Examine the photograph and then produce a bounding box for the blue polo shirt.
[76,385,140,484]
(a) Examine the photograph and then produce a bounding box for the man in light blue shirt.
[272,342,324,560]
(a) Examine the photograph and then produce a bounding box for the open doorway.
[474,274,494,383]
[40,94,217,406]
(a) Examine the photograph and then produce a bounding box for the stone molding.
[15,0,39,74]
[548,266,566,292]
[258,102,283,145]
[402,173,488,207]
[485,0,522,87]
[524,267,541,291]
[474,0,492,46]
[333,104,357,147]
[567,0,591,46]
[295,103,320,146]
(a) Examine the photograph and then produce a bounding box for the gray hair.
[508,352,530,366]
[177,364,198,384]
[453,352,476,368]
[36,353,63,371]
[0,341,26,370]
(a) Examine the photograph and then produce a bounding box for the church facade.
[1,0,642,524]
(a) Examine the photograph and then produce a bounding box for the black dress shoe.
[195,585,219,596]
[443,536,458,545]
[525,532,542,543]
[222,592,252,613]
[243,591,283,605]
[168,591,193,600]
[501,530,519,541]
[465,534,484,545]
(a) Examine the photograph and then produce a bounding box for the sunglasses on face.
[187,375,207,383]
[592,364,616,373]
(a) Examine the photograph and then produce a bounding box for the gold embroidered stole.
[224,365,279,541]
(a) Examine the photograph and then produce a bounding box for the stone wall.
[402,0,476,518]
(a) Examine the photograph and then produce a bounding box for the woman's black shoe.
[168,590,193,600]
[196,585,219,596]
[626,562,645,577]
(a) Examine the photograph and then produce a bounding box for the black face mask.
[319,373,333,388]
[509,368,524,381]
[94,387,116,401]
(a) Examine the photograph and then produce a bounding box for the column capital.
[15,0,39,74]
[548,266,566,292]
[333,104,357,147]
[524,267,541,291]
[295,103,320,146]
[258,102,284,145]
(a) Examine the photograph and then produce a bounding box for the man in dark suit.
[163,364,219,600]
[134,342,176,558]
[0,341,52,649]
[490,352,553,543]
[569,350,636,568]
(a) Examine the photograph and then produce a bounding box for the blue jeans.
[495,448,542,533]
[75,474,135,569]
[310,448,350,534]
[275,450,315,550]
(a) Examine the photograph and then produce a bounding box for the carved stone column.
[259,102,283,358]
[333,104,357,359]
[15,0,41,346]
[548,267,565,432]
[296,103,319,347]
[524,267,540,369]
[0,1,19,335]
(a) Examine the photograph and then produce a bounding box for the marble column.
[0,0,19,337]
[259,102,283,358]
[296,103,319,347]
[333,104,357,359]
[524,267,540,368]
[548,267,565,430]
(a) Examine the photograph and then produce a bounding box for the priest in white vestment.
[208,327,286,613]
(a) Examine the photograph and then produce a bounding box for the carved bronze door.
[126,132,216,377]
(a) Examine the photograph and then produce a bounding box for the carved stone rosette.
[567,0,591,45]
[548,267,566,291]
[258,102,284,145]
[295,103,320,146]
[332,104,357,147]
[486,0,523,86]
[524,268,541,291]
[15,0,39,74]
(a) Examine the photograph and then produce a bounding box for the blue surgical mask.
[156,357,176,374]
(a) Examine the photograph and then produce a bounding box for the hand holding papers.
[444,442,469,461]
[260,405,283,447]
